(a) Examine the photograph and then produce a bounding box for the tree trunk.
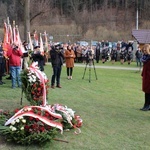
[24,0,30,42]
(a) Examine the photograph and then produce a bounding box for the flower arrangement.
[20,64,49,106]
[0,108,58,145]
[0,62,83,145]
[51,104,82,130]
[0,105,82,145]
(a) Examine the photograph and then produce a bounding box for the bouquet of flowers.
[51,104,82,130]
[20,63,49,106]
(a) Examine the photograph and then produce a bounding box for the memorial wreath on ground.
[0,62,82,145]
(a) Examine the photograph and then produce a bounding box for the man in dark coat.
[95,43,101,63]
[50,44,64,88]
[0,42,5,85]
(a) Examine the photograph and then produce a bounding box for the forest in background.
[0,0,149,42]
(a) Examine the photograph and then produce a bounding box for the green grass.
[0,61,148,150]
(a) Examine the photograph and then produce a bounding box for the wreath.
[0,62,82,145]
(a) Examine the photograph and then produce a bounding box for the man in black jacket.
[95,43,101,63]
[0,42,5,85]
[50,44,64,88]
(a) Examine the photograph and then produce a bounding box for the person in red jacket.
[140,44,150,111]
[7,43,23,89]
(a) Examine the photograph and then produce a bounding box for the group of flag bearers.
[0,18,49,88]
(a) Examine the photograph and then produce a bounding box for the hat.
[34,46,40,49]
[23,41,28,45]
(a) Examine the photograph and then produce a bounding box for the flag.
[2,22,9,52]
[40,33,44,54]
[28,32,33,51]
[33,30,38,47]
[8,24,13,44]
[13,25,25,53]
[44,31,48,52]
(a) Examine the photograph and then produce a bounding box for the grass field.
[0,61,149,150]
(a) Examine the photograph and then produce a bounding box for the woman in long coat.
[140,44,150,111]
[64,45,76,79]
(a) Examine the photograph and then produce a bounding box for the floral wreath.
[20,62,49,106]
[0,62,82,145]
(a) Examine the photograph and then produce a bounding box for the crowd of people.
[53,40,142,67]
[1,36,150,113]
[0,39,144,89]
[74,40,139,65]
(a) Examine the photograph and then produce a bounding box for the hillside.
[0,0,149,42]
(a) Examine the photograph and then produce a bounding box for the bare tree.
[24,0,30,41]
[30,0,53,23]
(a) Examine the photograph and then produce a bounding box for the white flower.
[31,75,36,79]
[19,116,23,120]
[11,120,15,125]
[9,125,13,129]
[28,77,33,83]
[27,73,31,76]
[12,127,17,131]
[32,78,36,82]
[66,108,75,118]
[20,126,24,130]
[16,119,20,123]
[27,107,32,111]
[22,119,26,123]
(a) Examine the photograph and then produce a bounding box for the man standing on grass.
[7,43,23,89]
[0,41,5,85]
[50,44,64,89]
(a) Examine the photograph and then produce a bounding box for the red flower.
[32,123,38,129]
[44,112,49,117]
[14,108,19,113]
[35,118,39,121]
[40,84,43,87]
[29,116,34,121]
[37,88,41,91]
[74,115,83,127]
[46,126,51,130]
[24,125,30,130]
[40,126,45,132]
[37,111,41,115]
[31,91,35,94]
[32,84,36,88]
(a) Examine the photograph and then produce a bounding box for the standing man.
[50,44,64,88]
[95,42,101,63]
[135,45,142,67]
[0,41,5,85]
[7,43,23,89]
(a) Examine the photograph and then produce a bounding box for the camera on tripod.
[82,49,97,82]
[86,49,94,61]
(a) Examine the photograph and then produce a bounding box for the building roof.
[132,29,150,44]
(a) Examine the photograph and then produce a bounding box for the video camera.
[54,44,63,51]
[86,49,94,61]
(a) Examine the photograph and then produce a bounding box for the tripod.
[82,58,98,82]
